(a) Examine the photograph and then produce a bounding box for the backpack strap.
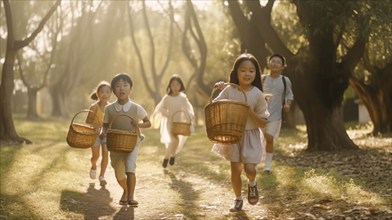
[282,75,286,106]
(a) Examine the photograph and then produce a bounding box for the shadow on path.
[60,183,117,219]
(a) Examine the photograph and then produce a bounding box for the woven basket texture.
[205,83,249,144]
[106,115,138,152]
[67,110,99,148]
[172,111,191,136]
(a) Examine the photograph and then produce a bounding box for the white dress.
[211,85,269,164]
[152,92,195,154]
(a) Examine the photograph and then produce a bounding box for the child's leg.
[244,163,259,205]
[264,134,274,172]
[230,162,243,198]
[118,178,128,202]
[99,144,108,177]
[126,172,136,201]
[170,136,179,157]
[90,146,100,179]
[99,145,109,186]
[110,152,127,203]
[244,163,257,183]
[164,136,179,159]
[91,146,100,169]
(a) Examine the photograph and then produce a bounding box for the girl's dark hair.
[90,81,111,100]
[269,53,286,66]
[111,73,133,89]
[229,53,263,91]
[166,75,186,95]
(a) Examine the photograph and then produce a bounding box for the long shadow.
[112,206,135,220]
[164,170,201,219]
[60,183,117,219]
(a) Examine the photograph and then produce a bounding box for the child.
[86,81,112,186]
[152,75,195,168]
[212,53,269,212]
[101,73,151,206]
[262,54,293,174]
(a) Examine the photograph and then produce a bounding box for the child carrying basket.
[151,75,195,168]
[209,53,269,212]
[101,73,151,207]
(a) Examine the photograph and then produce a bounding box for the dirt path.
[79,157,269,219]
[60,131,392,220]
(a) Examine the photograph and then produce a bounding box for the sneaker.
[162,159,169,168]
[263,169,272,175]
[99,176,107,186]
[229,199,243,212]
[169,157,175,166]
[247,184,259,205]
[89,169,97,179]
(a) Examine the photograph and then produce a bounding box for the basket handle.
[172,111,191,122]
[109,114,140,134]
[71,110,100,131]
[210,83,247,104]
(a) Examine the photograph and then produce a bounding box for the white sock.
[248,179,256,187]
[264,153,273,170]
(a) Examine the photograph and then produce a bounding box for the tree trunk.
[50,87,67,118]
[350,73,392,135]
[289,59,358,151]
[0,0,60,144]
[0,49,24,143]
[26,88,39,119]
[305,104,357,151]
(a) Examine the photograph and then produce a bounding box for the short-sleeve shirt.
[263,75,294,121]
[214,85,269,130]
[104,99,147,131]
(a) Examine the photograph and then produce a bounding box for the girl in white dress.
[152,75,195,168]
[212,53,269,212]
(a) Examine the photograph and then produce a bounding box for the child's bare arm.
[86,106,96,124]
[138,116,151,129]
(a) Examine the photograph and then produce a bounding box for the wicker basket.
[172,111,191,136]
[204,83,249,144]
[106,114,139,152]
[66,110,99,149]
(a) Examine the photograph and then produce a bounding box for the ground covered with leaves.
[0,119,391,219]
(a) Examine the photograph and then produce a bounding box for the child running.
[212,53,269,212]
[86,81,112,186]
[152,75,195,168]
[101,73,151,206]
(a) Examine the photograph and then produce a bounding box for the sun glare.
[145,0,212,11]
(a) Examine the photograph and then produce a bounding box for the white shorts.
[110,145,139,180]
[263,120,282,139]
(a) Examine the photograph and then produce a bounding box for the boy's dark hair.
[229,53,263,91]
[166,75,186,95]
[111,73,133,89]
[269,53,286,66]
